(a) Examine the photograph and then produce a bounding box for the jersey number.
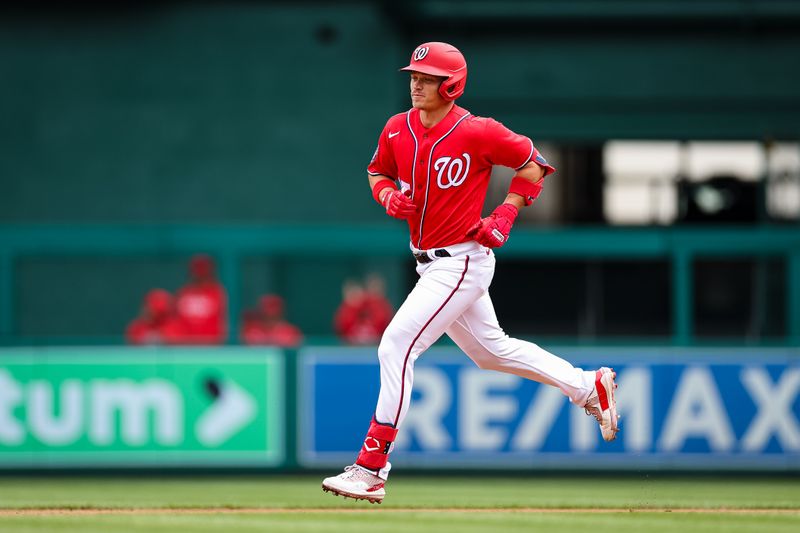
[434,154,471,189]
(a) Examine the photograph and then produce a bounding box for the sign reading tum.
[300,348,800,470]
[0,372,185,446]
[0,348,285,468]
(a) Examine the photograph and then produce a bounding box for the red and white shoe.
[584,367,619,442]
[321,464,385,504]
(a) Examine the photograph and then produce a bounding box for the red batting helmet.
[400,42,467,101]
[189,254,214,280]
[259,294,285,318]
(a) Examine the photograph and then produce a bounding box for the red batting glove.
[383,189,417,219]
[465,203,519,248]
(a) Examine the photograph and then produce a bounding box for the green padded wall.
[3,2,799,224]
[2,1,799,342]
[15,255,189,339]
[0,3,403,223]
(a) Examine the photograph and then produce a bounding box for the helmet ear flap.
[439,79,463,101]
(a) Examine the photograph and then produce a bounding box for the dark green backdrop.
[1,1,799,342]
[3,1,799,224]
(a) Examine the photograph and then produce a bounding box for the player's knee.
[460,341,501,370]
[471,353,501,371]
[377,325,417,367]
[482,334,518,358]
[465,336,519,370]
[377,334,398,366]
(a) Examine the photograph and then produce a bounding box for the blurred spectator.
[363,273,393,334]
[125,288,186,345]
[240,294,304,347]
[174,254,228,344]
[334,274,393,345]
[334,279,370,344]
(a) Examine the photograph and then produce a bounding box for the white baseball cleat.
[583,367,619,442]
[321,464,385,504]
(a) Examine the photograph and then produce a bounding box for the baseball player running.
[322,42,618,504]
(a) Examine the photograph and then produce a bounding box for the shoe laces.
[583,391,602,423]
[342,464,376,482]
[584,404,602,423]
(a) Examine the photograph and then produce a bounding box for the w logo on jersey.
[434,153,471,189]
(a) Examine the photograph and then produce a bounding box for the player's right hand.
[383,189,417,219]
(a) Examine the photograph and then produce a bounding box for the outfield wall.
[1,346,798,471]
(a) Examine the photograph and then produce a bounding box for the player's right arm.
[369,174,395,203]
[367,116,416,219]
[369,173,416,219]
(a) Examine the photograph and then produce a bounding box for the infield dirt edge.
[1,507,799,516]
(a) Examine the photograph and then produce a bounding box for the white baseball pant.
[374,241,596,434]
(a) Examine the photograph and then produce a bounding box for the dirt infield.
[1,507,799,516]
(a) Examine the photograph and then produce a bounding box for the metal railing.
[1,224,798,346]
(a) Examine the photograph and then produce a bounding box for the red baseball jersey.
[175,282,227,344]
[368,105,555,250]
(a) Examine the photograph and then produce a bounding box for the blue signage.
[298,346,800,470]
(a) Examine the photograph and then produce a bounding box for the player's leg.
[445,291,619,441]
[445,291,594,403]
[323,253,489,501]
[373,255,491,429]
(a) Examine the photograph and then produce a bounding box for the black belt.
[413,249,451,263]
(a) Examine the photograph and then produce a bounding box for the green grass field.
[0,475,798,532]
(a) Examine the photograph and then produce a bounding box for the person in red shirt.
[334,280,373,345]
[334,275,394,345]
[322,42,619,503]
[174,254,228,344]
[125,288,186,345]
[362,273,393,335]
[240,294,304,347]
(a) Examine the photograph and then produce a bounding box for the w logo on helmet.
[413,47,429,61]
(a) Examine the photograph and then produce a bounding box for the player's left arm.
[466,161,548,248]
[502,161,546,210]
[468,119,555,247]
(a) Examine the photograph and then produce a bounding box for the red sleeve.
[484,118,555,176]
[367,119,398,179]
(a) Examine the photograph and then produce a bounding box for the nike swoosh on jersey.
[388,131,400,138]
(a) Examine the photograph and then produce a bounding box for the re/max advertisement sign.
[299,347,800,470]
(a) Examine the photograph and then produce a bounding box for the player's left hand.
[466,203,519,248]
